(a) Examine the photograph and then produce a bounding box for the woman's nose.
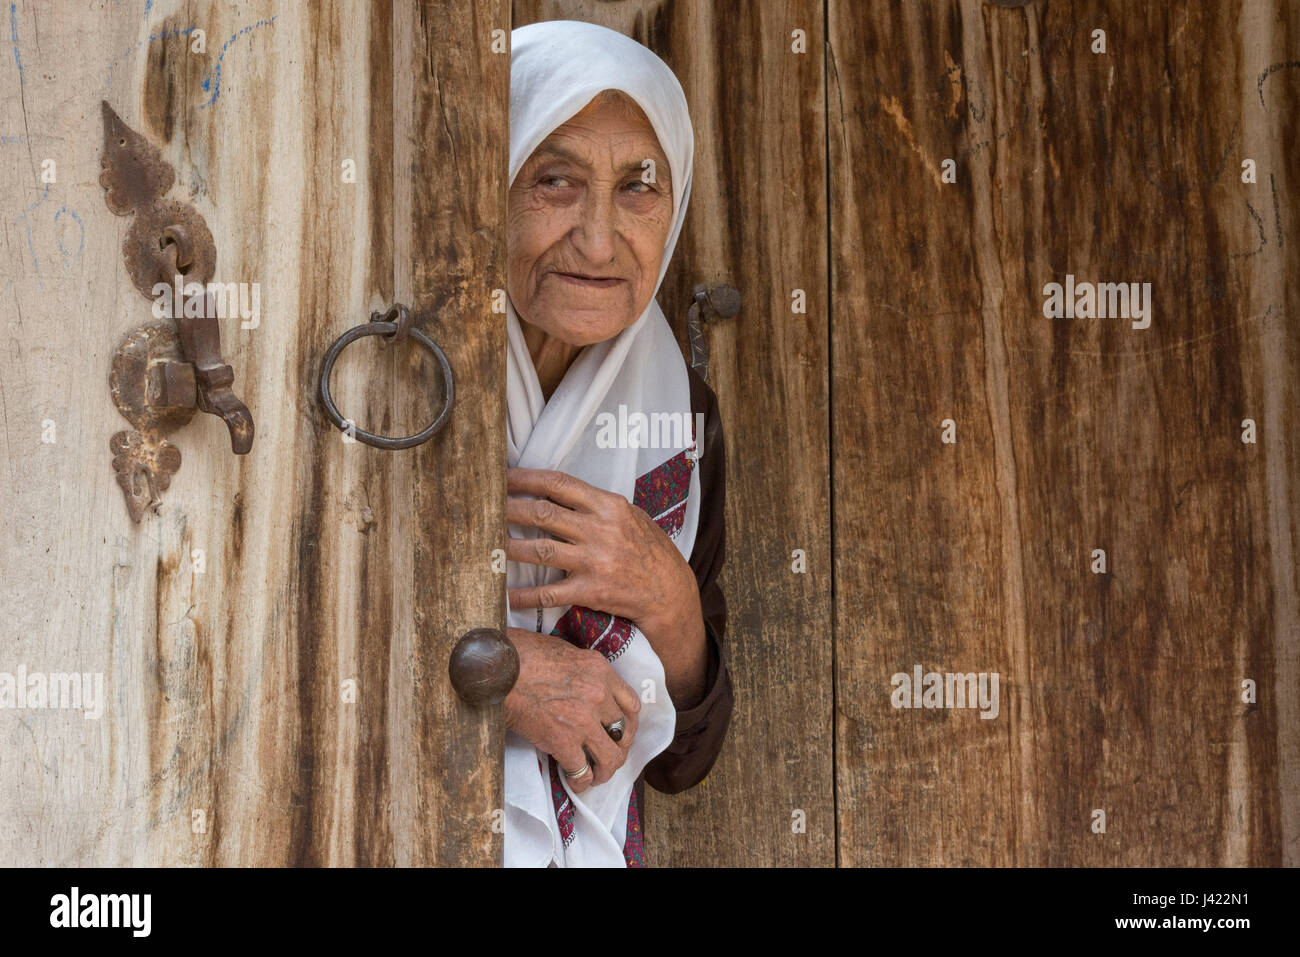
[569,188,618,264]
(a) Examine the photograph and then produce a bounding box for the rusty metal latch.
[317,303,455,451]
[687,282,741,381]
[100,101,253,522]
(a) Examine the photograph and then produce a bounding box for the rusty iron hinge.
[100,101,253,522]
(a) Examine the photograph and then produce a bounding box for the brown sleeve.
[642,363,734,795]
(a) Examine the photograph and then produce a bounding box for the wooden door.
[0,0,507,865]
[8,0,1291,872]
[829,0,1298,866]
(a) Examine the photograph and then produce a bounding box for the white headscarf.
[504,20,699,867]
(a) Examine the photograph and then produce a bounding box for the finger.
[605,674,640,754]
[559,748,595,795]
[508,468,609,513]
[505,534,580,572]
[621,706,638,752]
[506,494,586,540]
[584,724,626,786]
[607,672,642,723]
[508,580,582,611]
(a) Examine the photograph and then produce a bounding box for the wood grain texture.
[512,0,834,866]
[0,0,506,865]
[6,0,1287,870]
[397,0,510,867]
[830,0,1298,865]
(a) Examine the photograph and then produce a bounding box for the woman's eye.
[539,175,570,188]
[624,180,654,194]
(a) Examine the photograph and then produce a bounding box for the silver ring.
[562,761,592,781]
[605,717,626,742]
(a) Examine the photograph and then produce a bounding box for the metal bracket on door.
[687,282,741,381]
[100,101,254,522]
[317,303,455,450]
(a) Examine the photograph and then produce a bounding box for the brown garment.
[633,362,735,841]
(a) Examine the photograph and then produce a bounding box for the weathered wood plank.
[397,0,510,867]
[512,0,835,866]
[829,0,1298,865]
[0,0,506,865]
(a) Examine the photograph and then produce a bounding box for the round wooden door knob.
[448,628,519,706]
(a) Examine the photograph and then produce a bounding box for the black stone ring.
[605,716,626,742]
[318,314,454,451]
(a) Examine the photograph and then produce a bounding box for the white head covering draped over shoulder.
[504,20,699,868]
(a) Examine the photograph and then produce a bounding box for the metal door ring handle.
[318,316,455,451]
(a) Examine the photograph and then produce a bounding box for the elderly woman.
[503,20,733,867]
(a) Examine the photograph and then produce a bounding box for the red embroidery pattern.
[553,605,635,661]
[623,786,646,867]
[635,448,693,537]
[547,441,696,865]
[548,756,576,847]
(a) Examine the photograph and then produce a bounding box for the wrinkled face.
[507,90,674,346]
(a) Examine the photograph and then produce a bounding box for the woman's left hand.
[505,467,698,642]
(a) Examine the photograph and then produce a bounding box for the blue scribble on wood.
[9,3,22,79]
[199,17,277,109]
[55,206,85,262]
[17,183,50,291]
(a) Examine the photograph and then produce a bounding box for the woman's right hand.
[503,627,640,794]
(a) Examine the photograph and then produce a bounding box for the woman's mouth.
[552,271,625,288]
